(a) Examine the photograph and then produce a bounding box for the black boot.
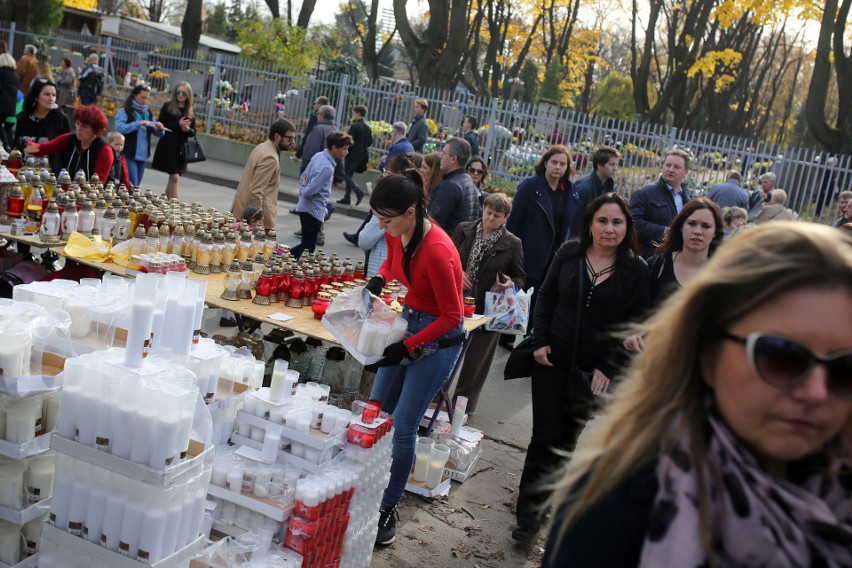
[375,505,399,545]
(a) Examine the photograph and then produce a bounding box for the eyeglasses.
[722,331,852,399]
[176,91,188,96]
[282,135,296,141]
[467,167,485,175]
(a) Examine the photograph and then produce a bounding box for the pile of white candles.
[0,515,45,565]
[48,452,211,564]
[0,298,75,377]
[56,350,198,469]
[0,391,59,445]
[355,316,407,357]
[0,452,54,511]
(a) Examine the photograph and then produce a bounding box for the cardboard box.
[41,523,207,568]
[50,434,213,486]
[0,498,51,526]
[404,472,451,498]
[206,484,294,522]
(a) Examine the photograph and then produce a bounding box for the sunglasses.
[176,91,188,96]
[723,331,852,399]
[467,167,485,175]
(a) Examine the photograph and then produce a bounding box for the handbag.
[182,135,206,164]
[503,335,535,380]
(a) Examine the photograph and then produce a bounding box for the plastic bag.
[321,286,404,365]
[484,284,532,335]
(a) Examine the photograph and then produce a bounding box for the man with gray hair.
[428,137,481,234]
[299,104,337,173]
[78,53,104,105]
[707,170,748,209]
[379,121,414,171]
[748,171,776,220]
[16,45,38,96]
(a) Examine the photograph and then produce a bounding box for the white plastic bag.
[484,285,532,335]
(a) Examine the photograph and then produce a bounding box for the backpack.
[81,66,104,96]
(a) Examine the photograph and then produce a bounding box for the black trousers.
[516,362,592,526]
[342,162,363,200]
[290,213,323,259]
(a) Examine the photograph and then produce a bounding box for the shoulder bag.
[182,134,206,164]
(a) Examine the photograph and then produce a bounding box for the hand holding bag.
[182,134,206,164]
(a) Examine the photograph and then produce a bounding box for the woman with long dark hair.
[114,84,165,187]
[513,193,650,543]
[365,169,465,547]
[14,79,71,173]
[152,82,195,199]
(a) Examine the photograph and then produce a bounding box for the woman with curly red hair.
[24,105,113,182]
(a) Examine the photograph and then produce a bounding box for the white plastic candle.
[451,396,468,437]
[191,280,208,347]
[123,273,159,368]
[26,454,54,504]
[0,459,25,509]
[426,444,451,489]
[170,287,198,356]
[389,316,408,344]
[101,487,126,551]
[161,487,184,557]
[49,453,73,529]
[66,466,91,536]
[227,463,245,493]
[5,396,42,444]
[0,520,20,566]
[118,489,145,558]
[357,318,379,356]
[148,286,168,356]
[138,488,167,564]
[262,424,283,461]
[0,326,31,377]
[83,468,109,544]
[269,360,288,402]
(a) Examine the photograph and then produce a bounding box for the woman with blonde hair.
[152,81,195,199]
[0,48,18,151]
[543,222,852,566]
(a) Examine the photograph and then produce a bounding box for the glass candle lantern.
[194,233,213,275]
[223,235,237,267]
[239,260,255,300]
[237,231,253,264]
[302,268,316,307]
[279,264,293,304]
[114,208,131,242]
[57,169,71,192]
[221,261,242,301]
[61,198,78,235]
[0,165,17,222]
[6,149,22,175]
[263,229,277,261]
[269,264,282,303]
[146,225,160,253]
[463,296,476,318]
[211,232,225,273]
[93,198,107,234]
[39,199,61,243]
[286,270,305,308]
[342,264,355,283]
[158,224,171,253]
[5,183,23,219]
[77,200,95,236]
[311,291,332,320]
[252,267,273,305]
[101,207,117,241]
[354,261,365,281]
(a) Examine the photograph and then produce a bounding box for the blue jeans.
[370,305,463,510]
[125,159,146,187]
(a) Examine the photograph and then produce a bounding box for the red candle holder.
[311,292,331,320]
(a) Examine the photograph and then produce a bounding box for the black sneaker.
[336,198,351,205]
[355,192,364,206]
[375,506,399,545]
[511,518,540,543]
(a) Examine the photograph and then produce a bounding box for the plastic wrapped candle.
[123,273,159,368]
[0,324,32,377]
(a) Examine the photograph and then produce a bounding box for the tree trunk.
[180,0,203,53]
[296,0,317,29]
[264,0,280,19]
[806,0,843,152]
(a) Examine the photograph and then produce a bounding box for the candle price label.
[26,486,40,505]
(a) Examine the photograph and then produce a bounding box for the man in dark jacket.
[629,148,693,258]
[428,138,481,234]
[463,116,480,157]
[338,104,372,205]
[569,144,620,236]
[299,105,337,174]
[706,170,748,209]
[78,53,104,106]
[408,98,429,152]
[294,95,328,160]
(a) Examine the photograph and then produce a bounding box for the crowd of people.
[3,52,850,559]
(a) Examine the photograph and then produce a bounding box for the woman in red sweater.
[365,170,465,547]
[24,105,112,183]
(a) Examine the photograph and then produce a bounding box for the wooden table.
[34,241,488,344]
[0,230,64,250]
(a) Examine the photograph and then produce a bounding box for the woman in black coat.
[14,79,71,173]
[151,82,195,199]
[451,192,525,413]
[0,51,19,151]
[513,193,651,544]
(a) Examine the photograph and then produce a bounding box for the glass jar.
[146,225,160,254]
[114,207,131,241]
[263,229,277,261]
[279,264,293,303]
[211,232,225,273]
[6,184,23,218]
[464,296,476,318]
[237,231,253,264]
[61,198,78,235]
[302,268,316,307]
[194,233,213,275]
[354,262,365,281]
[239,260,255,299]
[101,206,117,241]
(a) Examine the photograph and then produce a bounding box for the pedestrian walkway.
[178,158,371,221]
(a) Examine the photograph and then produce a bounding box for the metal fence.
[3,23,850,223]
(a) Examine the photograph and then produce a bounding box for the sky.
[306,0,399,25]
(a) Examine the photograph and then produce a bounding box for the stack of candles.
[0,452,55,511]
[56,350,198,468]
[48,451,211,564]
[354,313,408,358]
[0,515,45,565]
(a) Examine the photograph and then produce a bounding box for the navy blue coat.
[506,175,580,283]
[570,171,615,237]
[628,178,692,258]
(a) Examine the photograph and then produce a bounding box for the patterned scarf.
[465,221,504,290]
[640,404,852,567]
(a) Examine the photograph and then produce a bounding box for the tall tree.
[393,0,472,89]
[297,0,318,28]
[181,0,203,53]
[807,0,851,154]
[205,2,229,38]
[344,0,397,80]
[137,0,171,22]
